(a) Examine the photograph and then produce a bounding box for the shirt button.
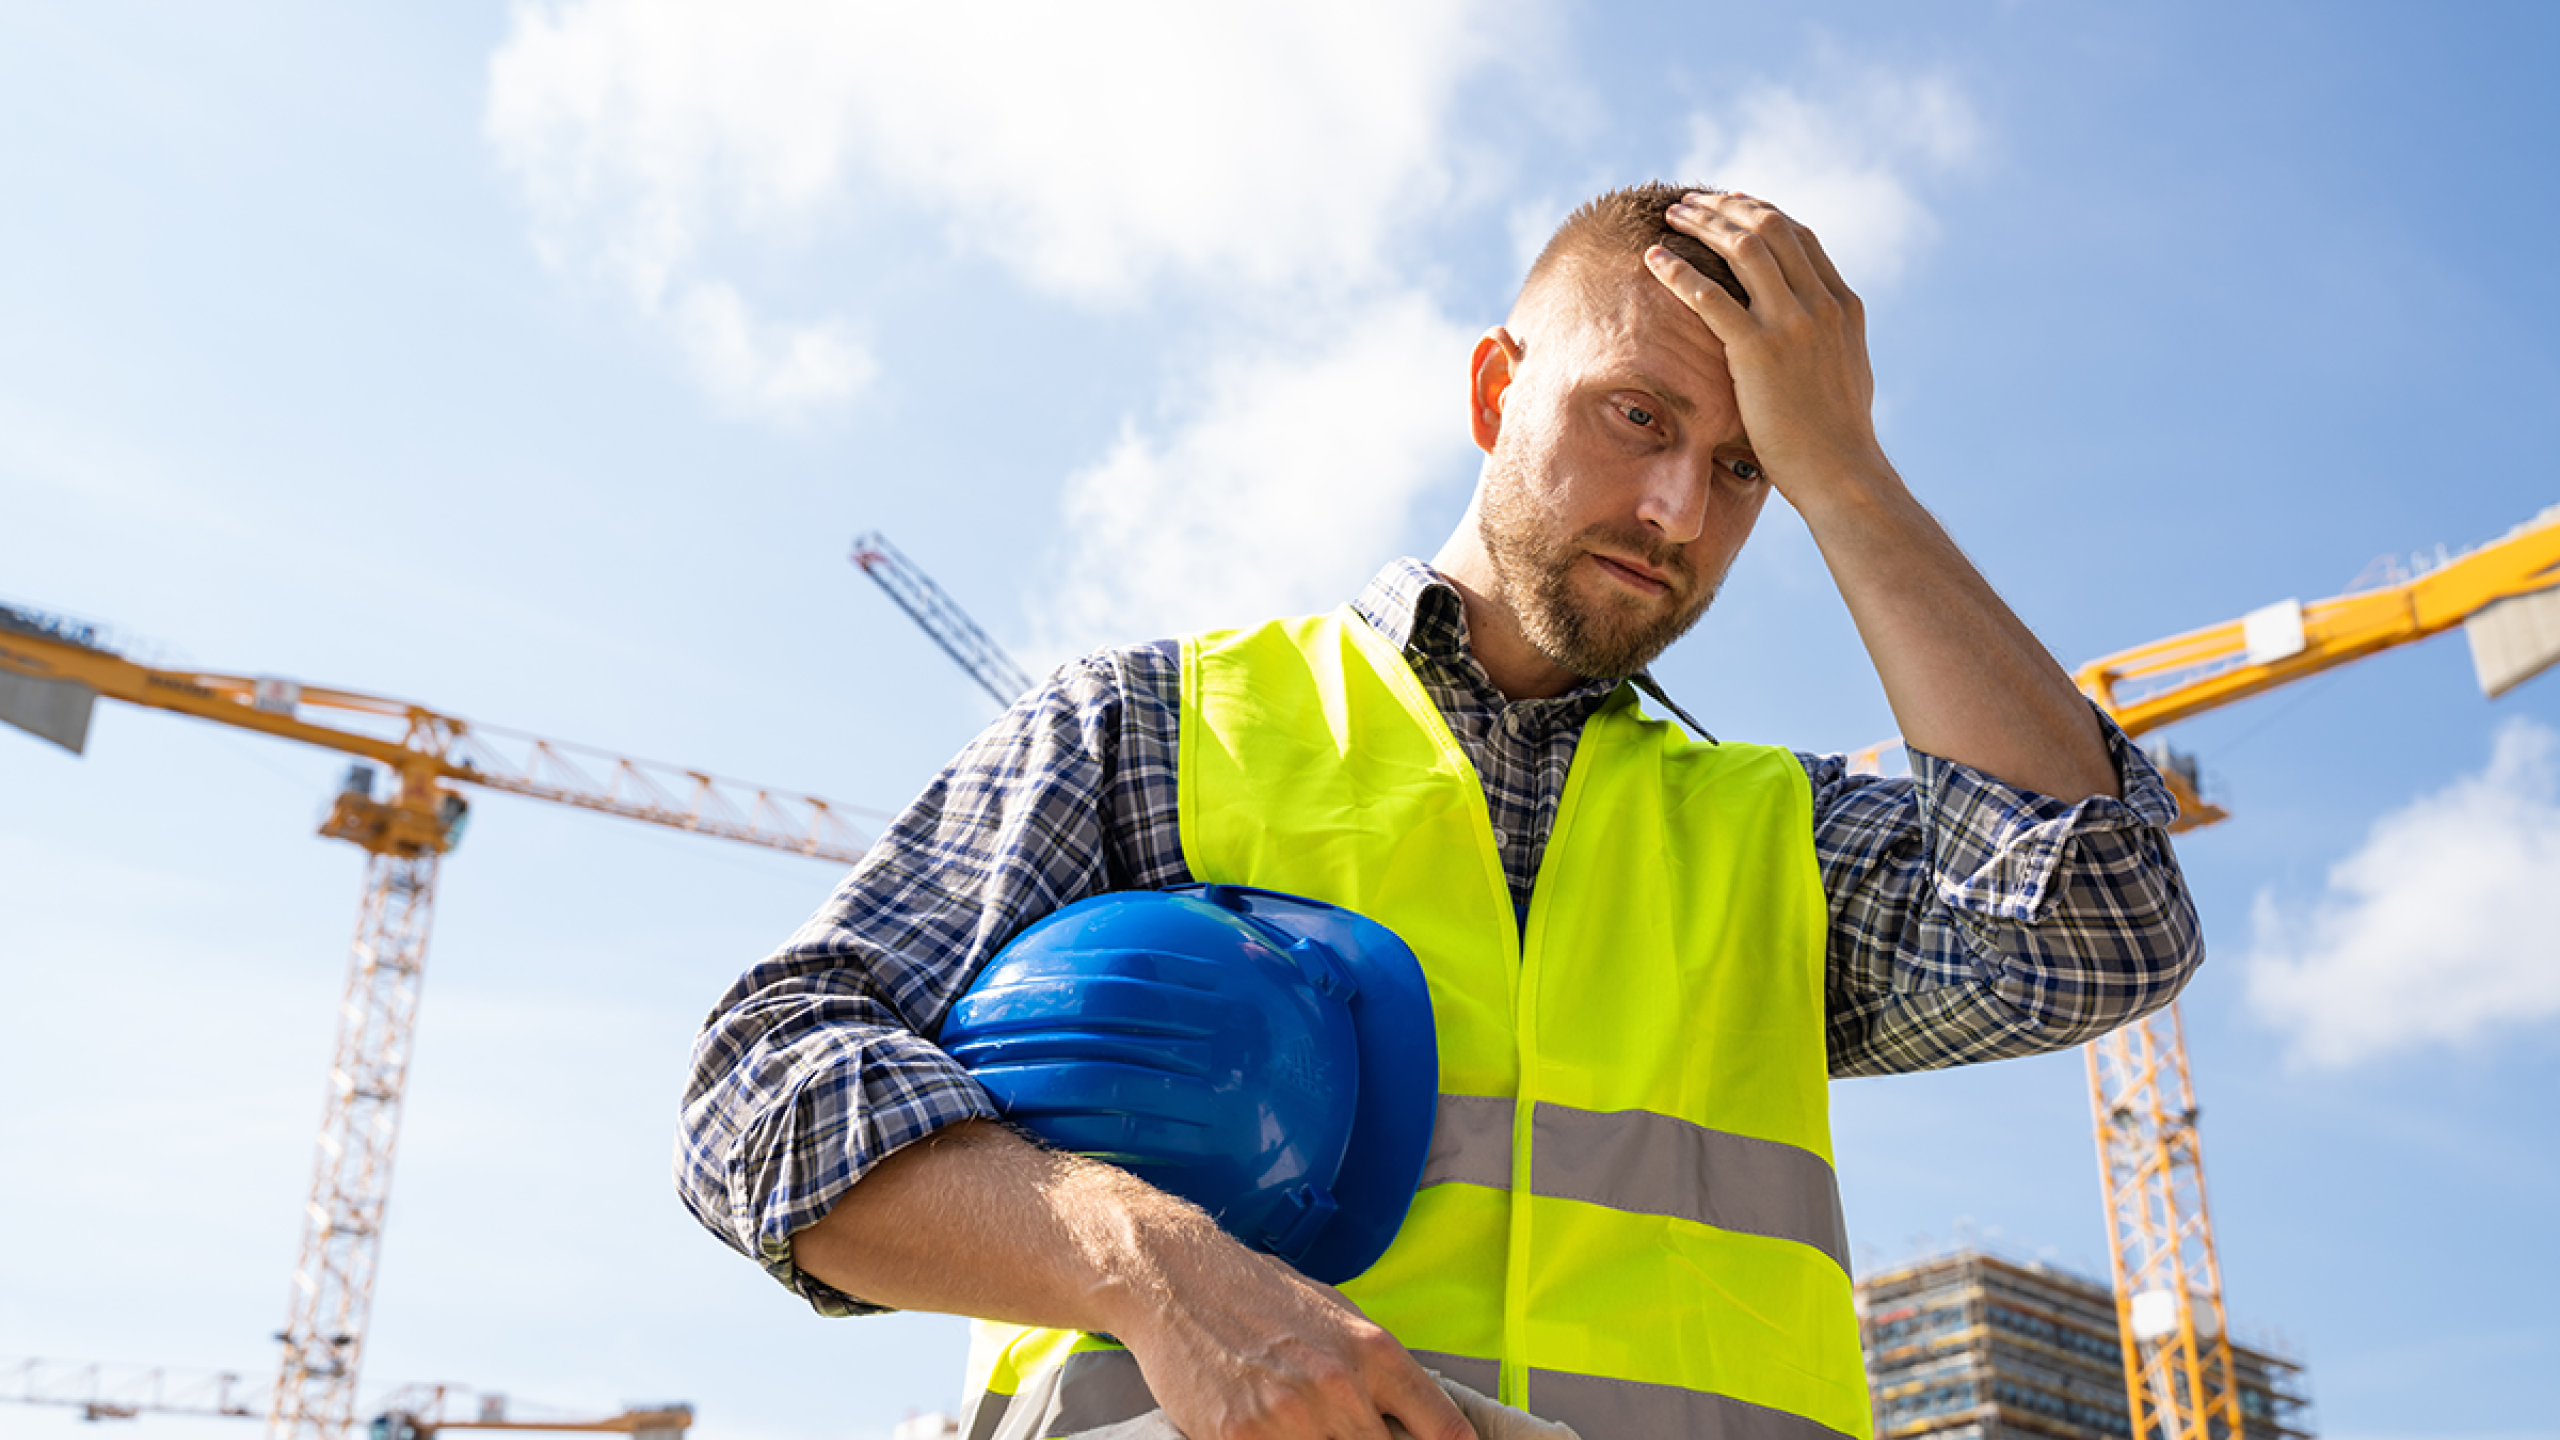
[1492,832,1509,849]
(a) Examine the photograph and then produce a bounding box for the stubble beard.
[1475,454,1721,682]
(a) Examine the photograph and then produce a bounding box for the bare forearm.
[789,1119,1475,1440]
[789,1118,1211,1336]
[1793,468,2119,802]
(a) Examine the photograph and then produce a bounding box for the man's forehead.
[1520,261,1728,390]
[1513,253,1642,332]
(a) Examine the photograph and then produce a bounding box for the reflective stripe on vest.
[1425,1095,1852,1272]
[962,609,1868,1440]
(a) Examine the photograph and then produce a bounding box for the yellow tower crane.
[0,609,871,1440]
[2067,501,2560,1440]
[1849,503,2560,1440]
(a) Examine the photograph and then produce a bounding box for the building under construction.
[1861,1250,2312,1440]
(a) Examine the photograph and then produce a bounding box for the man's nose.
[1634,458,1709,545]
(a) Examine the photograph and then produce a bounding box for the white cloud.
[2245,718,2560,1069]
[1037,291,1480,653]
[1675,71,1983,287]
[665,280,873,421]
[485,0,1510,413]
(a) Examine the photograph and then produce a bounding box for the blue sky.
[3,4,2556,1439]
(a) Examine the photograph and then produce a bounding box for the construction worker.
[677,184,2203,1440]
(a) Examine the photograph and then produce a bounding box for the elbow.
[2020,880,2207,1046]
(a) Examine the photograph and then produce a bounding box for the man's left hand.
[1643,189,2122,802]
[1644,191,1891,512]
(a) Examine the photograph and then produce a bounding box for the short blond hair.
[1518,181,1749,316]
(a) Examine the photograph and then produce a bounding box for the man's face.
[1474,266,1772,681]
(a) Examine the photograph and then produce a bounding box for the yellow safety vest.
[962,610,1869,1440]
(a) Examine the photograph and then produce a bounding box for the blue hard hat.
[939,884,1437,1284]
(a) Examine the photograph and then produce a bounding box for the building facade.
[1860,1250,2311,1440]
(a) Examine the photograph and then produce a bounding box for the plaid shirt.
[678,560,2201,1314]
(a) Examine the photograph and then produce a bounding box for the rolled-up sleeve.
[674,644,1188,1314]
[1812,709,2205,1077]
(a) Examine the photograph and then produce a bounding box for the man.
[678,185,2201,1440]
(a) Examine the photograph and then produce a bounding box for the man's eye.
[1730,459,1763,481]
[1624,404,1655,428]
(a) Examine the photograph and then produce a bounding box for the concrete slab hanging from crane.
[0,670,98,754]
[2469,588,2560,699]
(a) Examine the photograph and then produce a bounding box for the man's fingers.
[1644,244,1748,335]
[1126,1243,1477,1440]
[1721,192,1830,301]
[1672,190,1830,312]
[1378,1363,1478,1440]
[1794,219,1856,304]
[1669,192,1807,304]
[1332,1316,1474,1440]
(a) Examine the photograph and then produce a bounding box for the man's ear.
[1470,327,1522,454]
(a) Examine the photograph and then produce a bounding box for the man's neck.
[1426,538,1585,703]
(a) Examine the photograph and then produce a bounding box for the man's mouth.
[1590,551,1676,597]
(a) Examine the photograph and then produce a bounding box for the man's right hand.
[790,1120,1475,1440]
[1117,1231,1475,1440]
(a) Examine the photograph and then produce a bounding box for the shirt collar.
[1349,559,1714,742]
[1348,557,1457,658]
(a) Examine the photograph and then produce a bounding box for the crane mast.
[0,613,869,1440]
[2087,1004,2244,1440]
[276,842,442,1437]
